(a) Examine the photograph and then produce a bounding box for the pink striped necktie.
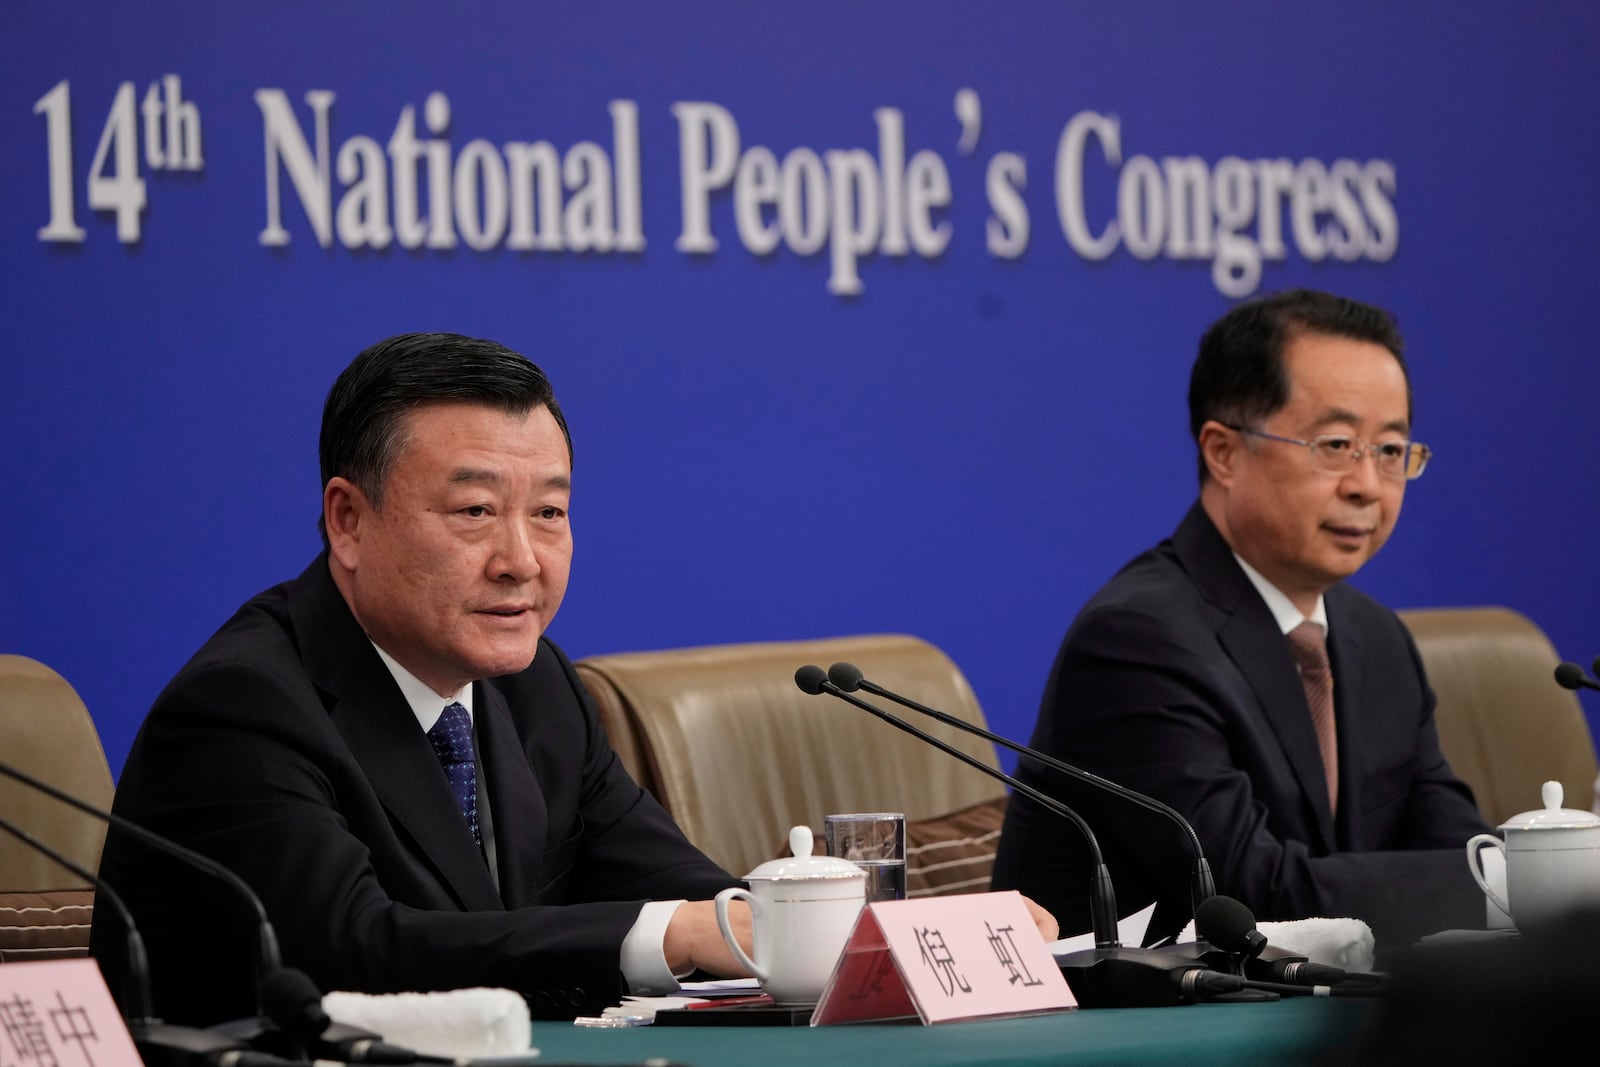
[1287,621,1338,813]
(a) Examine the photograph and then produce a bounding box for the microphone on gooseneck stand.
[794,665,1245,1008]
[794,665,1118,948]
[0,759,296,1057]
[824,662,1218,931]
[1553,662,1600,692]
[0,813,307,1067]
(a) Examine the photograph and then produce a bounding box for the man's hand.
[665,892,1056,977]
[1021,894,1059,942]
[663,898,752,977]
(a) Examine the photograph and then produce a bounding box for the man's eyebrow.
[448,468,572,491]
[1310,407,1411,436]
[449,467,503,486]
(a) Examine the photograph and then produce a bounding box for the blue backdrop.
[5,1,1598,779]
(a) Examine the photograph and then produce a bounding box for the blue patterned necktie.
[428,702,482,849]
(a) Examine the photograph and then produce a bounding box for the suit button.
[533,991,551,1008]
[568,988,585,1006]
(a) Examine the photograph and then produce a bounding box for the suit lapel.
[288,555,503,912]
[475,679,549,907]
[1174,506,1337,850]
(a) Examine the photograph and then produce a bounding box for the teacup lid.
[1499,781,1600,831]
[742,826,869,881]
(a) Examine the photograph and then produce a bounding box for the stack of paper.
[598,978,766,1024]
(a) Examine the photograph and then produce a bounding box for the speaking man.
[92,333,751,1024]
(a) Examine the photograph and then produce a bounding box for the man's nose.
[491,520,541,581]
[1340,446,1386,498]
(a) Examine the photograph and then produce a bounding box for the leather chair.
[1399,606,1599,827]
[575,633,1007,884]
[0,654,116,959]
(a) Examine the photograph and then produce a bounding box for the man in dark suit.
[91,333,749,1025]
[992,290,1492,955]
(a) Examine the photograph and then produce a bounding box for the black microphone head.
[794,664,829,695]
[258,967,330,1038]
[1555,662,1589,690]
[1195,894,1265,955]
[1592,655,1600,685]
[827,662,865,692]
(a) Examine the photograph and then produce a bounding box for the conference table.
[527,997,1369,1066]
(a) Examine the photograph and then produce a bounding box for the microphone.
[0,811,284,1067]
[1196,893,1387,993]
[825,661,1217,926]
[795,664,1119,947]
[0,812,155,1024]
[1195,894,1268,968]
[1555,662,1600,692]
[795,665,1240,1008]
[0,759,286,1042]
[257,968,451,1065]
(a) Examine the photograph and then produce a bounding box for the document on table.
[598,977,766,1024]
[1047,901,1156,953]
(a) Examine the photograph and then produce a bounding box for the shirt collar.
[1232,553,1329,637]
[369,641,474,733]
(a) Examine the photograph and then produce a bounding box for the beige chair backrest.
[1399,606,1599,827]
[576,633,1006,879]
[0,654,115,961]
[0,654,115,890]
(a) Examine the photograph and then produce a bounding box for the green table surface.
[527,997,1369,1067]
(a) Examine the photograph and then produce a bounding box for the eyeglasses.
[1229,426,1432,480]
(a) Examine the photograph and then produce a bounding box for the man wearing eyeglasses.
[993,288,1492,955]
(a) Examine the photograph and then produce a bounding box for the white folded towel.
[1178,915,1376,973]
[321,987,531,1060]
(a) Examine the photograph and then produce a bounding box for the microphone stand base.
[1203,988,1279,1002]
[133,1021,242,1067]
[1053,945,1207,1008]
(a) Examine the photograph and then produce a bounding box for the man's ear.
[1198,420,1241,488]
[323,477,369,572]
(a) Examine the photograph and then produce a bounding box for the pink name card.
[0,959,143,1067]
[811,890,1076,1026]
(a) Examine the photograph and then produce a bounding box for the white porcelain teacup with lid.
[714,825,867,1005]
[1466,780,1600,931]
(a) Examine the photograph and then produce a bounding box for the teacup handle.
[714,886,765,982]
[1466,833,1511,918]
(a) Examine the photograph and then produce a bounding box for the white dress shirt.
[370,642,687,993]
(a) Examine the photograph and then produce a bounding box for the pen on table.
[686,994,776,1009]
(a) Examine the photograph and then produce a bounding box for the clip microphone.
[1554,662,1600,692]
[825,661,1217,926]
[0,759,286,1044]
[256,968,452,1065]
[796,665,1241,1008]
[1196,894,1387,994]
[1195,894,1269,967]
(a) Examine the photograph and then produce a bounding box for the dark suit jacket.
[90,555,738,1025]
[991,504,1491,954]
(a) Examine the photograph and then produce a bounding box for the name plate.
[0,959,142,1067]
[811,890,1076,1026]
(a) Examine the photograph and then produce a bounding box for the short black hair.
[1187,289,1409,483]
[317,332,571,542]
